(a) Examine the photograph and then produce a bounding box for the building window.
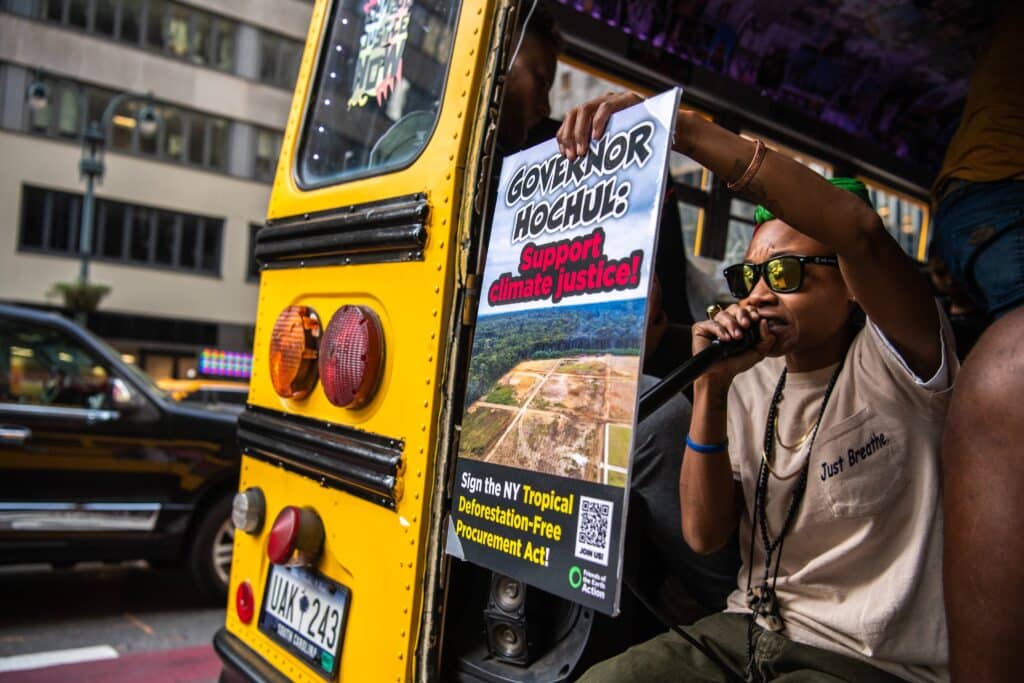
[6,0,239,74]
[247,223,261,282]
[253,128,282,181]
[259,30,303,90]
[19,186,82,254]
[145,0,167,49]
[208,119,228,170]
[121,0,142,43]
[42,0,62,22]
[210,18,235,71]
[20,71,232,174]
[19,185,49,250]
[94,0,116,36]
[19,184,224,276]
[67,0,87,28]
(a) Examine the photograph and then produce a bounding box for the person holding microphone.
[559,94,956,682]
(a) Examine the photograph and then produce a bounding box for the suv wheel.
[190,494,234,601]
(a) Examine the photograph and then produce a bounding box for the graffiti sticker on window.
[348,0,413,109]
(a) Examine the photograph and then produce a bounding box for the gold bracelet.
[727,139,766,193]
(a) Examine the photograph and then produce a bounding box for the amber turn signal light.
[269,305,321,399]
[319,305,384,409]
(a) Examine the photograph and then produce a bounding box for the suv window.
[0,320,113,410]
[297,0,460,187]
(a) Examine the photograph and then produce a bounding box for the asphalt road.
[0,562,225,682]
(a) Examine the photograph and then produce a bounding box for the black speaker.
[488,572,528,617]
[484,573,536,665]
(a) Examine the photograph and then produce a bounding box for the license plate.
[258,565,350,679]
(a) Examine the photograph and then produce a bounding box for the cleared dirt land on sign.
[460,354,638,486]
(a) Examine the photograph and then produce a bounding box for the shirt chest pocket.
[812,407,908,518]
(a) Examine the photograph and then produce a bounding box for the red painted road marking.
[0,644,220,683]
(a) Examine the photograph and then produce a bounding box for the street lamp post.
[27,83,159,316]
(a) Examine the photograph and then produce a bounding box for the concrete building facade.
[0,0,312,379]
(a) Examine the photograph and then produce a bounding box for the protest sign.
[446,89,682,615]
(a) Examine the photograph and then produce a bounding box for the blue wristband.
[685,433,728,454]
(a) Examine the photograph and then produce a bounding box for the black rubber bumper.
[213,628,291,683]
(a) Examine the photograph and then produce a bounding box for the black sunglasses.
[723,255,839,299]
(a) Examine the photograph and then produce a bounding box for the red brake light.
[267,506,325,566]
[319,305,384,409]
[267,506,299,564]
[269,305,321,399]
[236,580,255,624]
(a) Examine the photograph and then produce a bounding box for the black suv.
[0,304,240,599]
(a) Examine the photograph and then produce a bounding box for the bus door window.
[297,0,459,188]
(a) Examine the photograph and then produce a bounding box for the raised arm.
[558,94,941,378]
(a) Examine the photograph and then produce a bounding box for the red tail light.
[267,506,325,566]
[319,305,384,409]
[236,580,255,624]
[269,305,321,399]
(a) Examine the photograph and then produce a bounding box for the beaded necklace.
[743,357,845,682]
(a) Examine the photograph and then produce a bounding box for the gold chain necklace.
[774,412,816,451]
[761,405,817,480]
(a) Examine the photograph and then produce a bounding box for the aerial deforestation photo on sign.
[458,301,642,486]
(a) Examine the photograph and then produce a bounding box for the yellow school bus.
[213,1,967,681]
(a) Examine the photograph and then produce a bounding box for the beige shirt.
[725,313,957,682]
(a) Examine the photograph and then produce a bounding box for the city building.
[0,0,313,379]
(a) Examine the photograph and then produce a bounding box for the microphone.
[637,327,758,422]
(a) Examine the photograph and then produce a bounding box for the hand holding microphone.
[693,303,774,389]
[636,304,771,421]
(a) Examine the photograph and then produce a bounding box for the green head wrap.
[753,177,873,226]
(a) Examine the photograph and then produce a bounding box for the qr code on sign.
[574,496,613,566]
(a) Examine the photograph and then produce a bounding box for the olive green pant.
[578,612,907,682]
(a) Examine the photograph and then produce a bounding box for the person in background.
[496,3,560,153]
[929,1,1023,320]
[933,3,1024,680]
[558,92,956,682]
[941,307,1024,682]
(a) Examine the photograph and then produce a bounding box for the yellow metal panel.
[225,1,497,681]
[227,456,423,682]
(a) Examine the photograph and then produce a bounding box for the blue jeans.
[933,179,1024,317]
